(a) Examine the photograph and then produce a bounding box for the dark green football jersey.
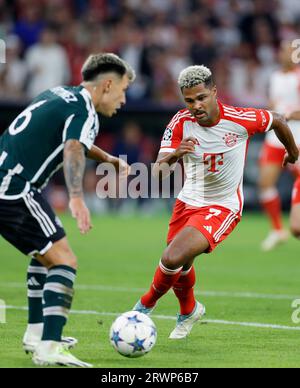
[0,86,99,199]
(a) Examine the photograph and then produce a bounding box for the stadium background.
[1,0,300,369]
[0,0,299,213]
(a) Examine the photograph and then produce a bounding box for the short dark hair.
[81,53,136,83]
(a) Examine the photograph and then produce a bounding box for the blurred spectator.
[13,2,45,50]
[190,25,218,68]
[278,0,300,23]
[25,25,70,99]
[229,43,272,107]
[113,121,143,165]
[59,21,86,85]
[1,0,299,213]
[0,0,12,38]
[84,161,109,215]
[0,0,298,106]
[238,0,279,46]
[0,34,27,101]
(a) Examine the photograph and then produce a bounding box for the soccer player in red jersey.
[133,65,299,339]
[259,41,300,251]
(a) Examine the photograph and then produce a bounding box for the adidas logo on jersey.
[27,277,41,287]
[203,226,213,234]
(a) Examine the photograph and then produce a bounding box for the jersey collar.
[81,86,93,102]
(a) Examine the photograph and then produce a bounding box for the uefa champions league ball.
[109,311,157,358]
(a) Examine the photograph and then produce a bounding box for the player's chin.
[109,109,119,117]
[196,117,208,125]
[102,110,116,118]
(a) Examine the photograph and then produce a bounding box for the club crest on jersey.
[223,133,239,147]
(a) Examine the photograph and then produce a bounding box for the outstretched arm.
[64,139,92,234]
[87,145,113,164]
[88,144,131,177]
[271,112,299,167]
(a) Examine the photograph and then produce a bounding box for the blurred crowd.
[46,120,162,215]
[0,0,300,106]
[0,0,299,214]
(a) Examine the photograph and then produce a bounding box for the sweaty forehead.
[182,83,211,99]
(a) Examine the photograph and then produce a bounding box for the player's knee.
[258,178,274,192]
[65,253,78,270]
[45,250,78,270]
[161,249,185,270]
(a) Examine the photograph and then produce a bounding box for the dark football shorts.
[0,190,66,257]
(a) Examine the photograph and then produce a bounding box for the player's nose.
[194,101,204,110]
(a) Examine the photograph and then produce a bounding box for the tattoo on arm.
[64,140,86,198]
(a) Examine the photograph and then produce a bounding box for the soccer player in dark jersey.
[0,53,135,367]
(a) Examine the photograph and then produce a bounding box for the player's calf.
[290,179,300,239]
[31,238,79,364]
[290,205,300,239]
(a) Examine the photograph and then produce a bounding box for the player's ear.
[211,85,217,98]
[103,79,113,93]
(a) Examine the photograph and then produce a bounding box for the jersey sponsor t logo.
[203,153,224,173]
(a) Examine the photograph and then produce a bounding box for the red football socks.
[173,266,196,315]
[260,189,283,231]
[141,261,182,308]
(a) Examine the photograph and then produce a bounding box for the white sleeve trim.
[159,148,176,154]
[265,111,274,132]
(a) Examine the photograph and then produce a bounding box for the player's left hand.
[283,150,299,167]
[69,197,92,235]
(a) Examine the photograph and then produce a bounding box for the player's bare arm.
[271,112,299,166]
[64,139,92,234]
[87,145,131,177]
[153,137,197,177]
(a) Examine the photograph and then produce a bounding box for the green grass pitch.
[0,212,299,368]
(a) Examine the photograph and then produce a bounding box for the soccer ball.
[109,311,157,358]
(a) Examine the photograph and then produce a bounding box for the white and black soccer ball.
[109,311,157,358]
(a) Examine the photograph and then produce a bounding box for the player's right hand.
[283,151,299,167]
[174,137,197,159]
[69,197,92,235]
